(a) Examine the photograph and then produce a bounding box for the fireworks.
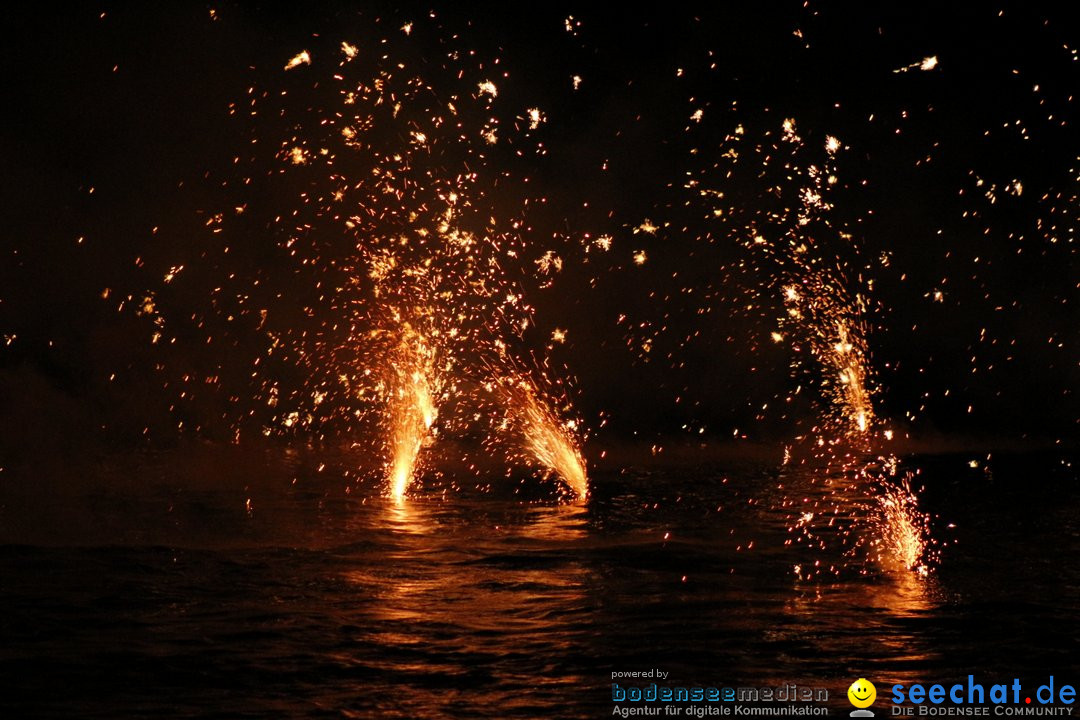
[491,373,588,499]
[873,475,933,575]
[133,23,592,502]
[676,112,936,576]
[777,274,876,438]
[385,327,439,501]
[131,22,936,568]
[117,8,1072,580]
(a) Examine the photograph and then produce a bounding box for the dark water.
[0,447,1077,718]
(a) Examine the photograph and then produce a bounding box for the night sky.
[1,2,1076,458]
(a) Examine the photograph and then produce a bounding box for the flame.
[386,329,438,502]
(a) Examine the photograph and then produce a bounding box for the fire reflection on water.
[339,500,591,714]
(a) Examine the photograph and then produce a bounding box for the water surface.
[0,448,1076,718]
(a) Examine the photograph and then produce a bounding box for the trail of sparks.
[681,115,936,577]
[385,326,439,501]
[492,372,588,499]
[874,475,932,575]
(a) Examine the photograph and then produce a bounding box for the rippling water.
[0,447,1076,718]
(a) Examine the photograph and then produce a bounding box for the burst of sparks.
[495,374,588,499]
[874,475,935,574]
[182,27,590,503]
[527,107,544,130]
[386,329,439,501]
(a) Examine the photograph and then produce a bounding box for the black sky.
[0,2,1076,453]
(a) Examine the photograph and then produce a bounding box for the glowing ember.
[284,50,310,71]
[893,55,939,73]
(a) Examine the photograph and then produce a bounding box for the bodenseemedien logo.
[848,678,877,717]
[609,674,831,716]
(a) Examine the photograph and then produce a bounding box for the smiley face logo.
[848,678,877,709]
